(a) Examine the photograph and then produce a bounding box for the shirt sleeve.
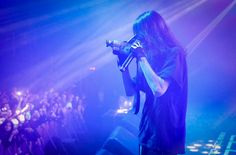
[158,47,186,90]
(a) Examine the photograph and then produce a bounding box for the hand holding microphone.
[106,35,145,71]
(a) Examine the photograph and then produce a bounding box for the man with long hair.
[121,11,188,155]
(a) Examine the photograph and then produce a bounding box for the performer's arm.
[138,57,169,97]
[122,69,136,96]
[131,42,170,97]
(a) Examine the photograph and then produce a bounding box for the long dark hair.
[133,10,184,59]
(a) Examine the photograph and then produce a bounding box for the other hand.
[131,41,145,59]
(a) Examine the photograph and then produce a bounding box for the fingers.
[136,41,142,47]
[131,41,143,49]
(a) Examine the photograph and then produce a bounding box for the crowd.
[0,88,86,155]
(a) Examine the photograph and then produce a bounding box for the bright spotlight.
[202,151,209,154]
[189,148,199,152]
[16,91,22,96]
[212,150,221,154]
[206,143,214,147]
[116,108,129,114]
[193,143,202,147]
[89,66,96,71]
[214,145,221,149]
[187,145,196,149]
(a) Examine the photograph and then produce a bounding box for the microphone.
[119,52,134,72]
[106,35,138,72]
